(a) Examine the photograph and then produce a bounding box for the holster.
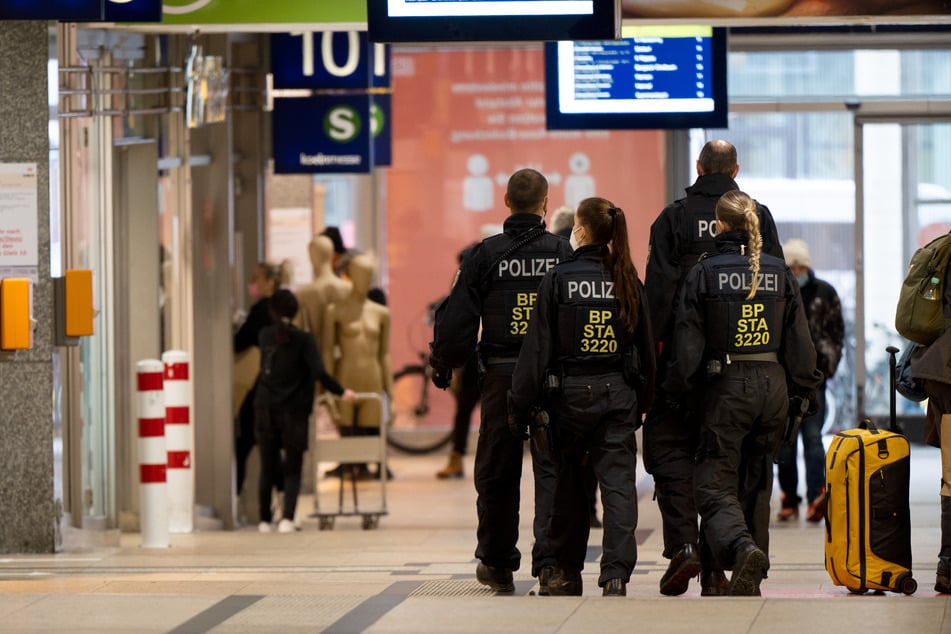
[622,347,642,387]
[530,407,556,461]
[774,395,809,463]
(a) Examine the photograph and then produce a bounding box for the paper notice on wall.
[0,163,39,267]
[266,206,314,289]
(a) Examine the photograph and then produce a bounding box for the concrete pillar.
[0,21,55,553]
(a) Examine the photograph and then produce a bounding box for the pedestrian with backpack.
[903,229,951,593]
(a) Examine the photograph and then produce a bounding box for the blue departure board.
[545,25,727,130]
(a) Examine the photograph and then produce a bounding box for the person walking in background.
[664,190,819,596]
[776,238,844,523]
[909,229,951,593]
[436,226,501,480]
[430,169,572,594]
[510,197,655,597]
[234,261,290,500]
[550,205,575,238]
[643,139,784,596]
[255,289,356,533]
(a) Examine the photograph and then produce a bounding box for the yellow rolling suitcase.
[823,347,917,595]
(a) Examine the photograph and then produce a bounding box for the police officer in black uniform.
[510,197,655,597]
[664,190,820,596]
[644,139,784,596]
[429,168,572,594]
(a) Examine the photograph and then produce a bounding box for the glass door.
[856,120,951,420]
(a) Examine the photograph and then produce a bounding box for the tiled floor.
[1,434,949,633]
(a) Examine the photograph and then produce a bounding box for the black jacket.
[254,325,343,418]
[799,270,845,380]
[511,245,656,413]
[430,213,572,370]
[645,173,783,353]
[234,297,273,353]
[663,231,819,396]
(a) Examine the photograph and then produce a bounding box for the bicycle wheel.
[387,365,455,454]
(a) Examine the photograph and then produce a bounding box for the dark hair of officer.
[505,168,548,214]
[697,139,738,176]
[715,190,762,300]
[575,196,640,332]
[268,289,299,344]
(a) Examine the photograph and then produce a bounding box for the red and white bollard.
[163,350,194,533]
[137,359,169,548]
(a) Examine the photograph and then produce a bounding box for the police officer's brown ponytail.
[576,197,640,333]
[715,190,761,300]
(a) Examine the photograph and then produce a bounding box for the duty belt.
[562,363,623,376]
[484,356,519,366]
[726,352,779,363]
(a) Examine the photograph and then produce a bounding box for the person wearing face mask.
[430,168,572,595]
[234,261,288,501]
[510,197,655,596]
[775,238,844,524]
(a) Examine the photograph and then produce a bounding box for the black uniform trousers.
[694,362,787,570]
[451,355,481,455]
[642,400,700,558]
[474,366,557,575]
[549,372,639,586]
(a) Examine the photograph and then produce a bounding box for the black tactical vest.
[700,253,786,356]
[553,260,632,370]
[481,232,563,355]
[677,197,719,269]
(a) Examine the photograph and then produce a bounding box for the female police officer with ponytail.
[664,190,820,596]
[510,197,655,597]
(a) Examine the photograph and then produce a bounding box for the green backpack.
[895,231,951,345]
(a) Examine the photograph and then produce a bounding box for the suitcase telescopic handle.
[886,345,902,434]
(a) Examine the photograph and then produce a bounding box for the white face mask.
[569,227,582,250]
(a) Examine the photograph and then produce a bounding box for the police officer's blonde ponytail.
[743,202,762,300]
[715,190,761,300]
[576,197,640,333]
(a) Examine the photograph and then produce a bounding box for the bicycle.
[386,299,459,455]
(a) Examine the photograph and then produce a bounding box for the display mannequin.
[294,235,352,491]
[322,253,394,431]
[296,235,351,336]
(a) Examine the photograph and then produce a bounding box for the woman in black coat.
[255,289,355,533]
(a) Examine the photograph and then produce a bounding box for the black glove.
[431,366,452,390]
[791,386,819,417]
[507,391,530,440]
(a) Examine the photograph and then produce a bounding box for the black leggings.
[256,408,305,523]
[236,385,283,495]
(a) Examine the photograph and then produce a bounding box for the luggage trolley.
[310,392,388,530]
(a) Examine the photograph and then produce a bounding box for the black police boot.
[546,568,583,596]
[602,579,626,597]
[700,570,730,596]
[476,563,515,593]
[659,543,702,596]
[728,543,769,596]
[538,565,555,596]
[937,496,951,594]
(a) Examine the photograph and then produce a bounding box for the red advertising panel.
[386,47,667,374]
[621,0,951,18]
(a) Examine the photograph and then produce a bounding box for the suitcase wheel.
[896,573,917,596]
[847,586,868,594]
